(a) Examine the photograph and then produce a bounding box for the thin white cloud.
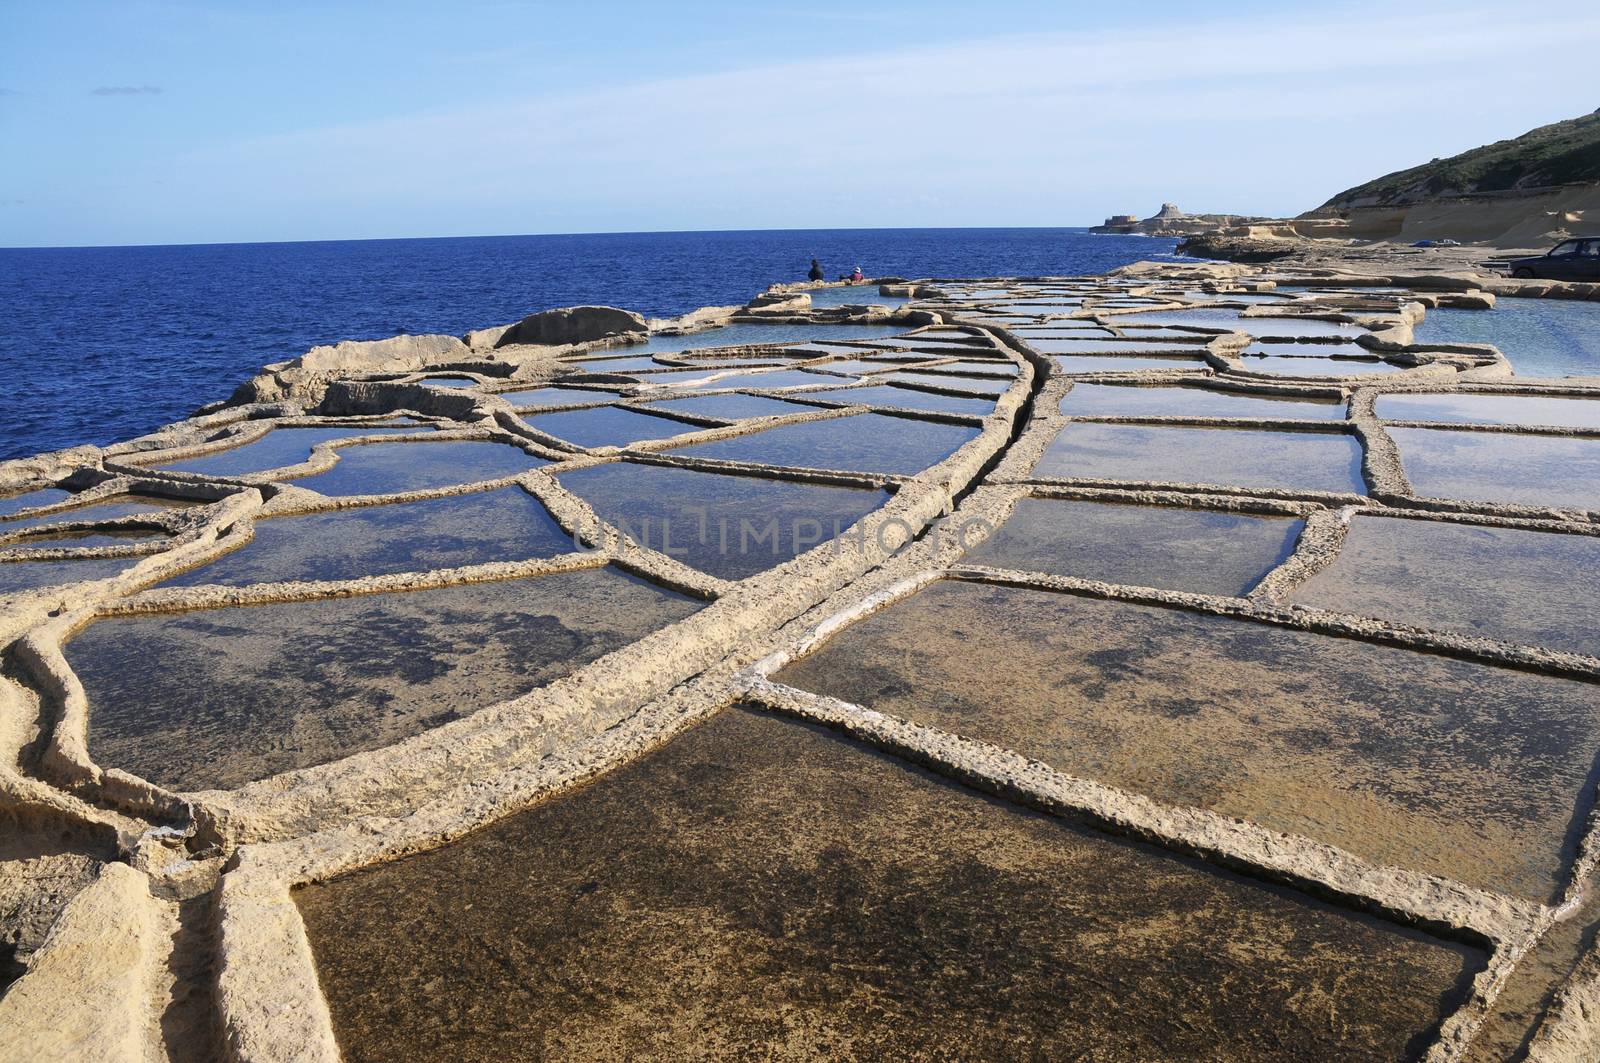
[91,84,163,96]
[27,0,1600,241]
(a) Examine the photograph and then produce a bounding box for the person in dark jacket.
[808,258,824,281]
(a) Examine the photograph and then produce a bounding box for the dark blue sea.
[0,228,1177,460]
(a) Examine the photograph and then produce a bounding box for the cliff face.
[1317,110,1600,210]
[1090,203,1267,236]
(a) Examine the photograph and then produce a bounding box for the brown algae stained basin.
[68,566,701,791]
[774,580,1600,901]
[296,706,1481,1061]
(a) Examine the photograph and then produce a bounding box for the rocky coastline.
[2,267,1599,1060]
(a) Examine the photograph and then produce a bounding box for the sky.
[2,0,1599,247]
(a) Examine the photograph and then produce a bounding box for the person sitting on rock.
[808,258,824,282]
[849,265,864,283]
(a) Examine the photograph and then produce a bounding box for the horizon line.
[0,222,1124,253]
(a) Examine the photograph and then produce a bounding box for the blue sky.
[3,0,1599,247]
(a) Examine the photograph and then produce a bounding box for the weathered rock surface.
[232,333,472,406]
[743,291,812,313]
[496,305,646,348]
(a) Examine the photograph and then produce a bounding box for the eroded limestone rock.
[496,305,646,348]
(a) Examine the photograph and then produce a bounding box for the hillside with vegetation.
[1319,109,1600,209]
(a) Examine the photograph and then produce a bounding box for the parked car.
[1506,237,1600,280]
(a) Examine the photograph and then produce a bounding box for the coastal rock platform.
[2,271,1599,1061]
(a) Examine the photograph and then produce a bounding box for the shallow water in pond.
[1035,423,1366,494]
[1243,318,1368,339]
[147,425,419,477]
[611,323,906,357]
[566,356,673,374]
[1390,428,1600,510]
[1106,309,1247,330]
[3,528,163,550]
[558,462,887,579]
[1412,299,1600,378]
[70,566,701,791]
[775,580,1600,901]
[782,341,885,356]
[163,487,573,587]
[296,706,1480,1063]
[659,353,796,365]
[963,498,1301,596]
[607,367,754,387]
[1237,356,1402,378]
[1031,338,1212,355]
[0,556,143,595]
[1376,392,1600,429]
[805,358,928,376]
[993,299,1086,312]
[1,493,198,531]
[1173,292,1292,306]
[522,406,700,449]
[1292,516,1600,656]
[788,384,995,417]
[860,337,995,352]
[285,440,547,496]
[1012,322,1114,335]
[1052,356,1206,373]
[1117,311,1364,339]
[880,372,1010,397]
[500,386,616,408]
[803,285,909,309]
[1062,383,1345,420]
[415,376,481,388]
[937,358,1016,373]
[0,488,71,518]
[1241,341,1372,357]
[641,394,814,421]
[645,368,855,390]
[1466,883,1600,1062]
[669,412,977,476]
